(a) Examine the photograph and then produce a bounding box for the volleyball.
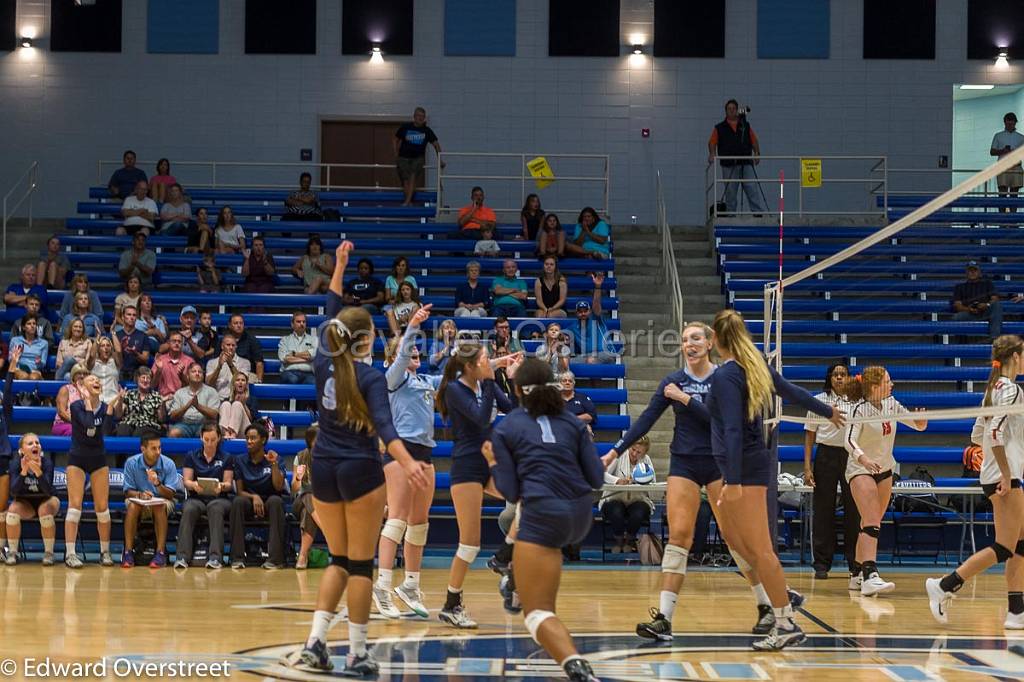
[631,461,655,484]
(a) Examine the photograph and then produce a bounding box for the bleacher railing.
[655,170,684,361]
[436,152,610,218]
[2,161,38,260]
[874,166,991,197]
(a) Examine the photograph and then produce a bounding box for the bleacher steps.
[0,218,64,284]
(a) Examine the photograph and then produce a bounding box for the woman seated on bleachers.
[292,236,333,294]
[385,255,419,308]
[521,193,545,241]
[158,183,192,236]
[534,256,568,318]
[536,213,566,259]
[55,319,96,381]
[184,207,214,254]
[136,294,168,351]
[114,367,165,437]
[113,276,143,328]
[599,435,657,553]
[59,274,103,319]
[454,260,489,318]
[214,207,246,255]
[10,316,48,381]
[386,282,422,337]
[218,371,260,439]
[428,319,458,373]
[60,291,104,339]
[87,336,121,407]
[565,207,611,260]
[52,364,88,435]
[535,322,571,374]
[148,158,176,204]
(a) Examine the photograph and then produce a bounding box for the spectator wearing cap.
[277,312,317,385]
[992,112,1024,211]
[490,259,528,318]
[562,273,615,364]
[117,232,157,287]
[167,306,216,361]
[4,264,48,323]
[454,260,489,318]
[952,260,1003,341]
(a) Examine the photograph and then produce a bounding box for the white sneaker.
[173,559,189,570]
[751,622,806,651]
[861,573,895,597]
[395,583,429,618]
[372,584,402,619]
[4,552,16,566]
[848,574,863,591]
[1006,611,1024,630]
[925,578,953,624]
[41,552,54,566]
[439,605,478,629]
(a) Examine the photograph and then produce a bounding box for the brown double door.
[320,119,424,190]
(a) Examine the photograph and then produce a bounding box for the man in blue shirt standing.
[121,433,181,569]
[563,273,616,364]
[393,107,445,207]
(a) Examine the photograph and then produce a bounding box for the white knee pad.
[5,512,20,527]
[661,544,689,576]
[95,509,111,524]
[381,518,408,545]
[65,508,82,524]
[455,543,480,564]
[404,523,429,547]
[729,548,752,574]
[38,515,55,529]
[524,609,556,643]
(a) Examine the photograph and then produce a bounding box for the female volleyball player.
[843,365,927,597]
[483,358,605,682]
[707,309,843,650]
[927,335,1024,627]
[64,373,117,568]
[5,432,59,565]
[290,241,430,677]
[436,338,521,628]
[0,347,15,563]
[373,304,441,619]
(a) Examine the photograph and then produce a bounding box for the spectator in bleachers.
[169,364,222,438]
[708,99,765,214]
[599,435,656,553]
[4,432,59,566]
[152,332,195,399]
[473,224,501,257]
[117,233,156,287]
[148,158,176,204]
[60,274,103,318]
[107,150,147,199]
[565,207,611,260]
[114,367,166,436]
[87,336,121,406]
[197,309,219,352]
[9,316,47,380]
[17,294,55,347]
[384,256,418,308]
[991,112,1024,210]
[293,236,333,294]
[490,316,525,356]
[214,207,246,255]
[52,364,87,436]
[535,322,571,374]
[223,314,264,382]
[172,306,216,361]
[952,261,1003,340]
[342,258,386,313]
[282,172,322,222]
[177,422,234,570]
[114,306,151,382]
[520,194,544,241]
[117,180,158,237]
[60,291,103,339]
[158,183,191,236]
[563,273,615,364]
[386,282,422,337]
[490,259,528,318]
[120,433,180,568]
[136,294,168,350]
[229,422,287,570]
[206,334,252,400]
[219,371,260,439]
[454,261,489,318]
[4,264,48,322]
[559,370,597,428]
[454,186,496,240]
[185,206,214,254]
[536,213,566,259]
[242,236,277,294]
[429,319,458,373]
[535,255,568,318]
[290,425,319,570]
[114,276,143,328]
[278,312,317,385]
[55,319,95,381]
[394,106,445,206]
[197,251,221,293]
[36,235,70,289]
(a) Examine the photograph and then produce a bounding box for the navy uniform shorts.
[669,454,722,486]
[449,454,490,486]
[311,457,385,503]
[518,495,593,549]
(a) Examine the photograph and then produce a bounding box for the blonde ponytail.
[324,307,375,434]
[712,309,773,421]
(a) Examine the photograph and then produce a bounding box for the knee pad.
[1016,540,1024,558]
[65,508,82,524]
[381,518,408,545]
[993,542,1014,563]
[348,558,374,579]
[5,512,20,527]
[404,522,429,547]
[860,525,880,539]
[95,509,111,524]
[661,544,689,576]
[456,543,480,564]
[524,609,556,643]
[729,548,752,574]
[38,515,55,529]
[330,554,349,570]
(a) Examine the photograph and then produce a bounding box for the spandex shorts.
[982,478,1023,498]
[669,454,722,487]
[68,454,109,475]
[14,495,58,513]
[713,452,774,487]
[517,495,593,549]
[311,458,385,503]
[449,454,490,486]
[382,440,433,466]
[849,470,893,484]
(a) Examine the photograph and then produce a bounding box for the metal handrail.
[655,170,684,356]
[3,162,38,260]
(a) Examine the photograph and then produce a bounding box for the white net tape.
[783,402,1024,426]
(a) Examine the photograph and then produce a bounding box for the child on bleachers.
[474,225,501,257]
[386,282,422,337]
[197,252,221,293]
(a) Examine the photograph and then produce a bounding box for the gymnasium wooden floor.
[1,564,1021,680]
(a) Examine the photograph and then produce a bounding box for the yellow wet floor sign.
[800,158,821,188]
[527,156,555,189]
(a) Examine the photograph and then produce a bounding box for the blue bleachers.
[67,217,526,238]
[79,201,437,220]
[88,186,438,204]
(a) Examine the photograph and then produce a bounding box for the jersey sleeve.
[971,415,985,445]
[771,366,833,418]
[491,380,515,414]
[326,290,344,318]
[892,398,927,431]
[386,326,417,390]
[613,379,671,451]
[364,370,400,445]
[714,369,747,484]
[845,403,865,455]
[488,421,520,503]
[988,385,1022,447]
[577,421,605,490]
[448,381,496,425]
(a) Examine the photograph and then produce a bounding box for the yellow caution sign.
[800,158,822,188]
[526,156,555,190]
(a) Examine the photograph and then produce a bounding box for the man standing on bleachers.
[952,260,1003,341]
[394,107,445,207]
[991,112,1024,212]
[708,99,765,215]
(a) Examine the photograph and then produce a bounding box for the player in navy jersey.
[707,310,842,651]
[5,432,58,565]
[484,359,605,682]
[436,338,522,628]
[289,242,430,677]
[64,373,119,569]
[0,347,16,563]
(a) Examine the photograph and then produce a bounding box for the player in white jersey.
[843,366,927,597]
[927,335,1024,628]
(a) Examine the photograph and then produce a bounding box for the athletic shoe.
[564,658,601,682]
[752,622,806,651]
[1005,611,1024,630]
[295,556,308,570]
[173,558,189,570]
[0,547,7,563]
[752,604,774,635]
[487,554,511,576]
[395,583,430,618]
[205,558,223,570]
[4,552,16,566]
[849,574,863,591]
[288,640,333,672]
[121,550,135,568]
[787,588,805,609]
[149,551,167,569]
[65,553,83,569]
[231,560,246,570]
[636,607,673,641]
[861,574,895,597]
[100,551,114,567]
[439,605,478,629]
[925,578,953,624]
[500,575,522,614]
[41,552,54,566]
[373,584,402,619]
[342,652,379,677]
[261,561,283,571]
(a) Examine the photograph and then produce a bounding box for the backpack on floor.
[638,533,664,566]
[962,445,983,478]
[893,466,939,513]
